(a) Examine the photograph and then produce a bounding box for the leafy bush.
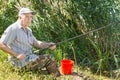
[31,0,120,73]
[0,1,17,36]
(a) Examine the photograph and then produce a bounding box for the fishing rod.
[35,21,119,53]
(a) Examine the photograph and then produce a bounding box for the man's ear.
[18,16,22,19]
[18,15,24,19]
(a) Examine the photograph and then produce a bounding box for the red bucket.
[61,59,74,75]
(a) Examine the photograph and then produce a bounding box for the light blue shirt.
[0,20,39,68]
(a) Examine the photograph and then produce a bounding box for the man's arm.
[0,42,25,60]
[33,41,56,50]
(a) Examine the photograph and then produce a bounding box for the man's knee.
[43,54,55,61]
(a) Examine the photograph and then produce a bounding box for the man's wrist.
[13,52,19,58]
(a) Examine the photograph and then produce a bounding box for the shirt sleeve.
[0,26,16,45]
[27,28,38,46]
[31,33,38,45]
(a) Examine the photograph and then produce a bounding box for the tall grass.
[30,0,120,73]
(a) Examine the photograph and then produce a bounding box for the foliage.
[0,1,17,36]
[30,0,120,73]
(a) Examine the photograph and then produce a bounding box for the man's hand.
[16,53,25,60]
[49,42,56,50]
[0,42,25,60]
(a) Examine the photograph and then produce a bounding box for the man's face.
[19,13,33,28]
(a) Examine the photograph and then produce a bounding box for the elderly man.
[0,8,60,76]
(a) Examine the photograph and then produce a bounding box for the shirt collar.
[16,20,29,30]
[16,20,22,29]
